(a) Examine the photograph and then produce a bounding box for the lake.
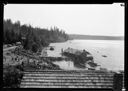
[46,39,124,71]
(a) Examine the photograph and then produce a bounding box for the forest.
[3,19,69,52]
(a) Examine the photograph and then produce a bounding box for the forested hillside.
[3,19,69,52]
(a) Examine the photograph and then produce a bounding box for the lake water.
[47,39,124,71]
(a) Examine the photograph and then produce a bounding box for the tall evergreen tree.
[3,19,69,52]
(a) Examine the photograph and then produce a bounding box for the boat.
[102,55,107,57]
[50,46,54,51]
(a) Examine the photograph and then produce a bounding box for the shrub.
[3,65,23,88]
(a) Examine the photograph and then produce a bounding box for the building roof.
[20,70,115,88]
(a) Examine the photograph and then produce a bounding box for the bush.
[3,65,23,88]
[31,44,38,53]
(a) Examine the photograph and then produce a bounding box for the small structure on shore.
[7,44,12,47]
[16,42,21,46]
[21,36,26,46]
[3,45,8,48]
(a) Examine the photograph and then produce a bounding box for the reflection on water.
[47,40,124,71]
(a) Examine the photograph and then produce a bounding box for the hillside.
[3,19,69,52]
[69,34,124,40]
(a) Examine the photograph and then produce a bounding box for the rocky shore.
[62,47,100,70]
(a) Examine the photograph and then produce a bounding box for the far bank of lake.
[46,39,124,71]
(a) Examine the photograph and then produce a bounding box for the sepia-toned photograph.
[3,3,125,90]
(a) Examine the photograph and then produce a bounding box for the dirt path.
[3,46,18,51]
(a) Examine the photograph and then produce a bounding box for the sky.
[4,3,124,36]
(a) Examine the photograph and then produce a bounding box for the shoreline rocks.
[62,47,99,70]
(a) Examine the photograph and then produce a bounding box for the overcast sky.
[4,3,124,36]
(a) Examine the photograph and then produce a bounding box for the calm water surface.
[47,40,124,71]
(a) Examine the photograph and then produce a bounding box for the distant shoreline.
[68,39,124,41]
[68,34,124,40]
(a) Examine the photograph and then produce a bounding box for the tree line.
[3,19,69,52]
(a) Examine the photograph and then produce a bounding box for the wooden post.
[113,73,123,91]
